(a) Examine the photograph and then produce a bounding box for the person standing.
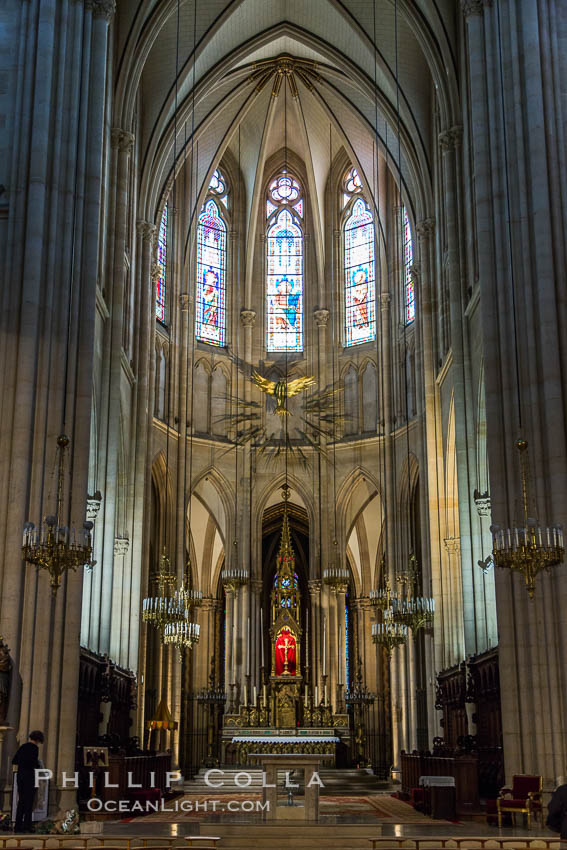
[12,731,44,832]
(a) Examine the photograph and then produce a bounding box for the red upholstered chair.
[496,775,543,828]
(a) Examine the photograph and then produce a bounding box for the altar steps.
[184,767,390,796]
[193,822,380,849]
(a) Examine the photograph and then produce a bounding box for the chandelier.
[323,564,349,590]
[370,577,408,656]
[372,613,408,657]
[163,620,200,658]
[221,562,249,591]
[394,554,435,633]
[22,435,94,595]
[491,439,564,597]
[174,557,203,609]
[142,548,187,633]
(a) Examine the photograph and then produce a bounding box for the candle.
[260,608,265,668]
[253,686,257,705]
[323,616,327,676]
[247,617,250,676]
[338,624,343,685]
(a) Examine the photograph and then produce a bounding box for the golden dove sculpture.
[251,370,317,415]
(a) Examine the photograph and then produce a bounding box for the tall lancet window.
[266,172,304,352]
[403,206,415,324]
[344,192,376,347]
[156,203,168,322]
[196,191,227,346]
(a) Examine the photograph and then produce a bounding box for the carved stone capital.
[473,489,491,517]
[86,492,102,521]
[240,309,257,327]
[136,220,156,242]
[201,596,216,612]
[151,261,161,285]
[439,126,463,151]
[314,308,330,328]
[86,0,116,20]
[114,536,130,556]
[444,537,461,555]
[355,596,372,611]
[308,579,322,595]
[111,128,135,153]
[417,217,435,238]
[179,294,190,312]
[378,292,391,311]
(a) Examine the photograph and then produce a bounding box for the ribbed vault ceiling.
[115,0,460,224]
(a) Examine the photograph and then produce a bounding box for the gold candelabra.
[370,578,408,656]
[394,554,435,633]
[142,548,187,633]
[491,439,564,597]
[22,435,94,595]
[163,620,200,659]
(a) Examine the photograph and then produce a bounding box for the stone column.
[250,579,263,691]
[314,309,331,586]
[308,580,322,696]
[224,587,235,697]
[94,126,135,657]
[443,537,464,666]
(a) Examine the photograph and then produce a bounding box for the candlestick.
[247,617,250,676]
[244,687,248,707]
[253,685,257,705]
[304,684,308,707]
[322,616,326,676]
[263,683,267,706]
[324,684,327,705]
[315,685,319,705]
[260,608,265,668]
[338,624,343,685]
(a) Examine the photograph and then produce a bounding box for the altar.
[221,726,343,765]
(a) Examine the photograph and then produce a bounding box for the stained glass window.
[156,204,168,322]
[274,571,299,607]
[196,199,226,346]
[403,207,415,324]
[209,169,225,195]
[344,197,376,346]
[345,167,362,194]
[266,172,304,352]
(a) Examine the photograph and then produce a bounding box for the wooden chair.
[496,774,543,828]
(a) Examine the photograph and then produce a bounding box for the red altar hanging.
[275,628,297,676]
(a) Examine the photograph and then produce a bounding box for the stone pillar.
[308,580,322,695]
[224,587,235,695]
[93,126,135,658]
[443,537,464,666]
[0,0,114,814]
[415,218,442,742]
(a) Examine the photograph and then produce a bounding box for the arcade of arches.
[1,0,567,822]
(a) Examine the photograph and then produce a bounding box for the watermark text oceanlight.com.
[86,798,269,814]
